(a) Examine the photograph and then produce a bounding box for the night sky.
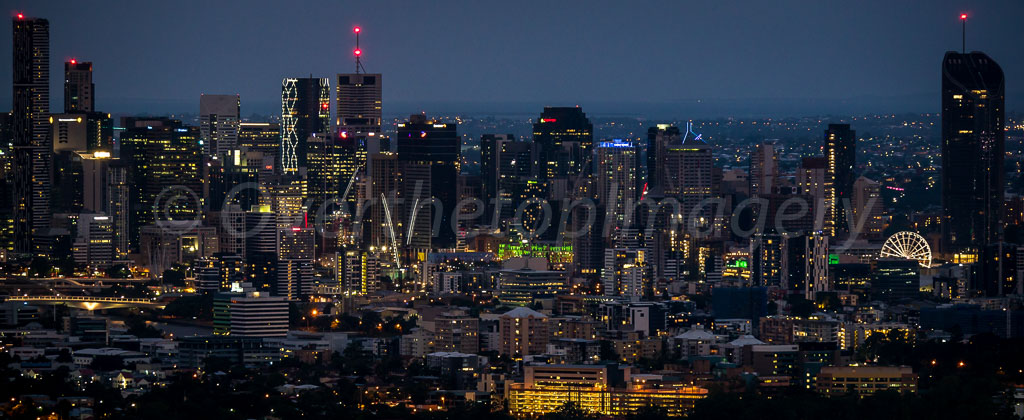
[2,0,1022,117]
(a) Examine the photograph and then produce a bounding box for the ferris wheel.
[880,231,932,268]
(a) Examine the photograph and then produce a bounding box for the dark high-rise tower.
[480,134,534,223]
[646,125,680,196]
[64,60,93,112]
[396,114,460,253]
[280,77,330,173]
[824,124,855,237]
[12,15,51,254]
[941,51,1005,256]
[532,107,593,183]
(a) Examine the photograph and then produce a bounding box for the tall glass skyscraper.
[941,51,1005,257]
[12,15,51,254]
[280,77,330,173]
[532,107,593,182]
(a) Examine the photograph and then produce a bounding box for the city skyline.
[3,3,1024,419]
[1,1,1023,117]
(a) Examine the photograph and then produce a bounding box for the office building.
[533,107,593,184]
[71,213,113,268]
[816,366,917,396]
[873,258,920,301]
[396,114,460,252]
[941,51,1005,256]
[238,122,281,173]
[507,364,707,417]
[280,77,330,173]
[50,112,112,153]
[336,73,382,136]
[120,118,202,247]
[64,60,93,112]
[480,134,534,223]
[199,94,240,156]
[213,283,290,338]
[498,260,567,306]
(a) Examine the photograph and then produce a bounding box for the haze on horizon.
[1,0,1022,118]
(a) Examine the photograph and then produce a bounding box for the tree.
[541,401,595,420]
[106,264,131,278]
[89,355,124,371]
[162,266,187,286]
[627,404,668,420]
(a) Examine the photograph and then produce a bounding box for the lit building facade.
[816,366,917,396]
[280,77,330,173]
[507,364,707,417]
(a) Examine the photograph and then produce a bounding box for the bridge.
[5,295,167,310]
[26,277,152,288]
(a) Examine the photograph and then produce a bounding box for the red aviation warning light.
[70,59,77,64]
[353,26,366,73]
[959,13,968,53]
[16,13,24,19]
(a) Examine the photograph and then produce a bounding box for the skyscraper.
[280,77,330,173]
[852,176,884,241]
[50,112,113,153]
[532,107,593,187]
[367,152,400,251]
[941,51,1005,256]
[664,139,713,231]
[824,124,856,237]
[595,139,639,246]
[749,141,778,197]
[480,134,534,223]
[396,114,460,253]
[336,73,382,137]
[646,124,680,195]
[200,94,240,156]
[277,227,314,299]
[64,60,93,112]
[12,15,51,254]
[120,118,202,247]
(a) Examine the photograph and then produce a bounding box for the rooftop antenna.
[959,13,967,53]
[353,26,365,74]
